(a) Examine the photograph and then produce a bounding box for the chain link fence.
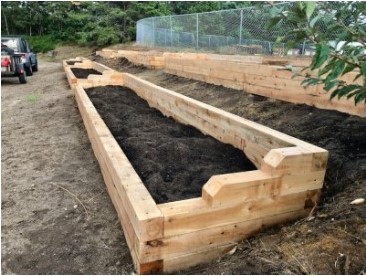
[136,2,338,56]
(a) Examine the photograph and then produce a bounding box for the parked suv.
[1,36,38,76]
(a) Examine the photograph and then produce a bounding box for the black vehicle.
[1,36,38,76]
[1,45,27,84]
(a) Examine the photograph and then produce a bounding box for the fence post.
[239,9,243,45]
[170,16,173,47]
[196,13,199,50]
[152,18,155,47]
[302,40,306,55]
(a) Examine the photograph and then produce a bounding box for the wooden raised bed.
[97,49,365,117]
[64,58,328,274]
[96,49,165,69]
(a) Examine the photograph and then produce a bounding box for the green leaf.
[354,88,366,104]
[309,15,319,28]
[305,2,316,20]
[318,59,336,76]
[311,44,330,70]
[329,84,359,100]
[301,77,321,88]
[324,80,339,91]
[341,64,357,76]
[268,16,282,29]
[361,63,366,76]
[324,60,346,83]
[269,6,282,17]
[346,89,362,99]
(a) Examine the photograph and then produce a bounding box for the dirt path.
[1,60,134,274]
[2,55,365,275]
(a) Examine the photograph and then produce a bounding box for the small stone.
[74,205,78,209]
[350,198,365,205]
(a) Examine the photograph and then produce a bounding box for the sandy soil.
[1,50,365,275]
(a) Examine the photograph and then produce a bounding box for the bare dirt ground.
[1,58,134,274]
[1,47,365,275]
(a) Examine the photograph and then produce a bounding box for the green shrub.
[25,35,61,53]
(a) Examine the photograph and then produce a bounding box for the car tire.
[25,64,33,76]
[32,61,38,72]
[19,73,27,84]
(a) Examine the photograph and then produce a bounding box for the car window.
[1,39,19,52]
[21,39,28,52]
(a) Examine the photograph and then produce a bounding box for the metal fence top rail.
[136,1,292,22]
[136,1,327,56]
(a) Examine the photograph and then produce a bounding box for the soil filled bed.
[91,55,366,201]
[66,60,82,65]
[70,68,102,79]
[85,85,256,204]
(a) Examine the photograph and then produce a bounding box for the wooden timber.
[64,58,329,274]
[96,50,165,69]
[99,49,365,117]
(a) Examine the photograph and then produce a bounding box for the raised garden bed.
[97,49,365,117]
[86,85,256,203]
[64,58,328,274]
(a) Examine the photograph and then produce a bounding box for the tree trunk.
[29,9,32,36]
[2,9,10,35]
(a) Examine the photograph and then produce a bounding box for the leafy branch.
[268,1,366,104]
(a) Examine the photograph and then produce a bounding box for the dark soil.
[70,68,102,79]
[66,60,82,65]
[91,55,366,201]
[86,85,256,204]
[116,57,147,74]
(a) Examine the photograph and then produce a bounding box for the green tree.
[269,1,366,104]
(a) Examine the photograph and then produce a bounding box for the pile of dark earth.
[70,68,102,79]
[86,85,256,204]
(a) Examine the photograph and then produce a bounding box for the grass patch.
[26,93,40,103]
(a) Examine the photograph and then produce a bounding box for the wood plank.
[64,67,78,87]
[159,208,309,272]
[202,170,281,207]
[262,146,328,174]
[158,190,319,237]
[92,61,113,73]
[74,84,164,241]
[163,243,236,273]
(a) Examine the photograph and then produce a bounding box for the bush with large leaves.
[269,1,366,104]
